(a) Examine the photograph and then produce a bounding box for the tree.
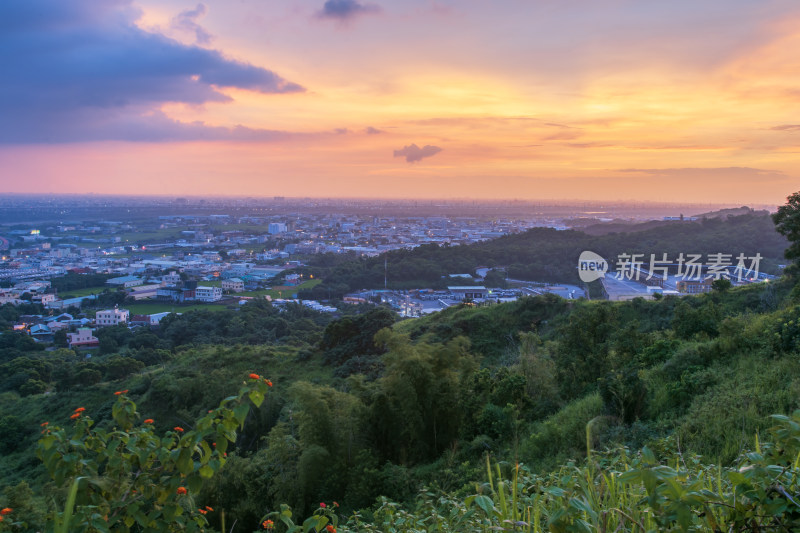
[712,278,732,292]
[53,329,68,348]
[0,416,26,453]
[773,191,800,261]
[483,269,507,289]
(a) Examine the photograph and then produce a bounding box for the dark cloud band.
[317,0,381,20]
[0,0,304,143]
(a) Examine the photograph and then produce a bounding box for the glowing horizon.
[2,0,799,204]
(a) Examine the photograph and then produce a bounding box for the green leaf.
[233,404,250,427]
[544,486,566,497]
[302,515,321,532]
[215,434,228,454]
[641,446,657,465]
[55,476,84,533]
[187,473,204,493]
[617,470,642,484]
[472,495,496,516]
[248,389,264,408]
[199,464,214,478]
[177,448,193,475]
[163,503,181,522]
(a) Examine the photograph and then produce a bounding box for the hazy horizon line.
[0,192,779,210]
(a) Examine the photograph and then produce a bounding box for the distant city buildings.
[0,202,778,327]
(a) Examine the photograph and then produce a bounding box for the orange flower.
[325,525,336,533]
[114,391,123,395]
[265,379,273,387]
[249,373,260,379]
[74,407,86,413]
[176,487,187,495]
[319,502,326,508]
[333,501,339,508]
[174,427,184,432]
[0,508,12,515]
[0,516,3,523]
[40,422,49,427]
[262,519,274,529]
[198,509,207,515]
[70,412,81,420]
[205,506,214,511]
[143,419,154,424]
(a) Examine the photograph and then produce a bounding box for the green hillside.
[2,200,800,531]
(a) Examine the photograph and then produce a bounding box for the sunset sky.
[2,0,800,204]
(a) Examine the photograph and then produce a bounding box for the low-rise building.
[96,306,130,326]
[222,278,245,293]
[128,284,160,300]
[195,286,222,302]
[107,275,143,288]
[676,279,713,294]
[447,286,488,300]
[68,328,99,348]
[33,293,57,305]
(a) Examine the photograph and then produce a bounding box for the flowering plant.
[35,374,273,532]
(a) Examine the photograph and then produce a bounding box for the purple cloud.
[171,3,213,45]
[0,0,304,143]
[365,126,384,134]
[770,125,800,132]
[393,144,442,163]
[317,0,381,21]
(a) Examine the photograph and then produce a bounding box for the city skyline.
[2,0,800,204]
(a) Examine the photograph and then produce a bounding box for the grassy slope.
[0,343,332,490]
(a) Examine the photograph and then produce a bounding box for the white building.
[195,286,222,302]
[96,307,130,326]
[447,286,488,300]
[221,278,245,293]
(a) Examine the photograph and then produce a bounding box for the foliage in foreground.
[256,408,800,532]
[0,375,272,532]
[5,384,800,531]
[276,410,800,533]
